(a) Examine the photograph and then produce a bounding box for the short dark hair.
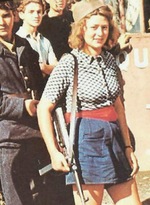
[0,1,16,11]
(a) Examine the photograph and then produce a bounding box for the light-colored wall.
[119,34,150,171]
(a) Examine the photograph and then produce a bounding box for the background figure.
[0,1,53,204]
[144,0,150,32]
[38,0,73,60]
[37,1,141,205]
[16,0,57,80]
[104,0,127,33]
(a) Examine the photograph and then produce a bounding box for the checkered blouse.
[42,49,120,112]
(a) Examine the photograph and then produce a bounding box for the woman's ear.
[83,24,87,34]
[18,11,24,20]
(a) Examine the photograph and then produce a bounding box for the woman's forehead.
[85,15,109,25]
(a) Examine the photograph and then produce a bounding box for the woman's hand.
[51,150,70,173]
[125,148,139,177]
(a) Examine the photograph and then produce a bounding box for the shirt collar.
[72,49,108,65]
[0,38,15,53]
[17,26,43,40]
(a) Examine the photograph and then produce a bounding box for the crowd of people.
[0,0,142,205]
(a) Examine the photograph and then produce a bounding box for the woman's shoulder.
[103,50,117,63]
[54,51,76,74]
[60,54,74,71]
[103,50,115,58]
[60,49,78,63]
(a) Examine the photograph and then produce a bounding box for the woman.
[37,0,141,204]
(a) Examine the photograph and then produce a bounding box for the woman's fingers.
[51,151,70,172]
[125,149,139,176]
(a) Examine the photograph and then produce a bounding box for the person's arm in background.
[110,33,132,57]
[39,37,58,75]
[39,39,58,75]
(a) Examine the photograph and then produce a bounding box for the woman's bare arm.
[37,97,70,172]
[114,97,139,176]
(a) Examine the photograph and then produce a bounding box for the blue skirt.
[66,118,132,185]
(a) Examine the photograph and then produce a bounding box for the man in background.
[38,0,73,60]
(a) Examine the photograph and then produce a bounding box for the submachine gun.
[39,107,88,205]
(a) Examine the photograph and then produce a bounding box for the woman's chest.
[76,64,119,100]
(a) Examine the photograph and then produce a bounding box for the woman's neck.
[82,46,102,57]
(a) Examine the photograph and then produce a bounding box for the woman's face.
[83,14,109,55]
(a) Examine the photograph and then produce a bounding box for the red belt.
[65,106,118,124]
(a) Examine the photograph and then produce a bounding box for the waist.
[65,106,118,124]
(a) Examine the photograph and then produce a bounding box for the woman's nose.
[96,27,103,35]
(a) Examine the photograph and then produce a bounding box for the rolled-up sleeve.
[42,55,74,103]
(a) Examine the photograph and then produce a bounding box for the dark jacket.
[0,35,45,144]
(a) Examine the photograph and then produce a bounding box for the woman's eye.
[102,26,108,30]
[91,26,97,30]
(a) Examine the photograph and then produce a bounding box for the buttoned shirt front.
[16,26,57,64]
[42,49,121,112]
